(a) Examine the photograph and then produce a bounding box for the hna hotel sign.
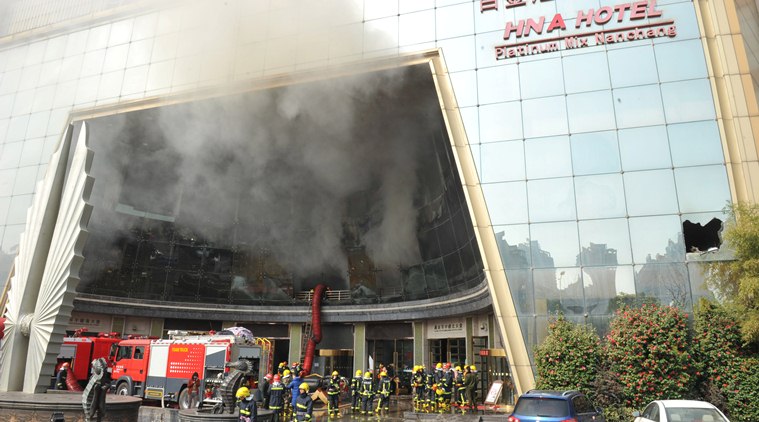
[481,0,677,59]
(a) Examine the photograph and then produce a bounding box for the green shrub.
[534,314,601,393]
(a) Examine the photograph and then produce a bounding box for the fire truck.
[109,330,272,409]
[56,331,122,388]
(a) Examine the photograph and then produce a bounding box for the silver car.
[633,400,730,422]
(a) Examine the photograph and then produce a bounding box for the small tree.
[605,304,695,408]
[705,203,759,346]
[534,314,601,393]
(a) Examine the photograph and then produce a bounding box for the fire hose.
[302,284,327,376]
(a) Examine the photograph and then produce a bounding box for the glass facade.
[0,0,737,353]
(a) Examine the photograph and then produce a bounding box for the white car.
[633,400,730,422]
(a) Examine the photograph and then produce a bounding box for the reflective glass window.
[660,79,716,123]
[530,219,579,264]
[103,44,129,73]
[6,194,33,225]
[657,2,701,42]
[477,64,520,104]
[575,174,626,220]
[480,101,522,142]
[533,267,583,315]
[525,136,572,179]
[364,0,398,20]
[578,218,633,265]
[436,35,476,72]
[480,141,525,183]
[506,268,534,314]
[688,262,713,300]
[449,70,478,107]
[436,3,474,39]
[570,131,620,175]
[618,125,671,171]
[528,177,576,222]
[0,197,9,226]
[26,111,50,140]
[629,215,684,264]
[674,165,731,213]
[12,166,38,195]
[1,224,23,253]
[0,169,15,196]
[522,96,568,138]
[607,46,659,88]
[566,91,616,133]
[18,137,43,167]
[481,181,528,224]
[519,58,564,99]
[399,10,435,46]
[0,141,23,169]
[613,85,665,128]
[624,169,678,216]
[668,121,724,167]
[634,263,691,309]
[364,17,399,52]
[562,51,610,94]
[584,265,635,315]
[655,39,708,83]
[497,224,532,270]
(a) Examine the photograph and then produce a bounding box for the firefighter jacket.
[454,372,463,389]
[413,371,425,388]
[328,376,341,395]
[440,370,454,393]
[350,376,362,395]
[378,376,392,397]
[425,371,435,388]
[287,377,303,406]
[260,379,270,400]
[360,376,374,396]
[238,397,257,421]
[268,382,285,410]
[294,392,313,421]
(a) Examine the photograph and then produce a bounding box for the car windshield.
[665,407,728,422]
[514,397,569,417]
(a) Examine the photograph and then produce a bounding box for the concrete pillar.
[465,317,474,366]
[289,323,303,365]
[352,323,366,373]
[413,321,426,367]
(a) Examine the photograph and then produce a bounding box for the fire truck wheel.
[178,388,191,409]
[115,382,130,396]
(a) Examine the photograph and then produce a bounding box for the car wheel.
[115,382,130,396]
[178,388,190,409]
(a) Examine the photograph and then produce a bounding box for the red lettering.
[648,0,663,18]
[613,3,632,21]
[546,14,566,33]
[594,6,614,25]
[576,9,594,28]
[630,1,648,19]
[524,17,545,36]
[503,20,524,40]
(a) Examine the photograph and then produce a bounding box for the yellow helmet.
[283,369,291,376]
[236,386,250,399]
[299,382,309,391]
[332,371,339,377]
[455,366,462,372]
[436,388,444,395]
[380,371,387,377]
[470,365,477,371]
[364,371,372,378]
[436,363,442,369]
[356,370,363,377]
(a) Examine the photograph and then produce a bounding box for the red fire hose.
[302,284,326,375]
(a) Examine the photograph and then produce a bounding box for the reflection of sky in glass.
[629,215,684,264]
[530,221,580,268]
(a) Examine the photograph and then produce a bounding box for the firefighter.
[294,383,313,421]
[453,365,464,408]
[434,362,443,383]
[287,371,303,410]
[465,365,479,412]
[327,370,340,418]
[281,369,293,419]
[375,370,391,414]
[291,361,303,377]
[412,365,426,412]
[424,366,436,412]
[277,362,288,376]
[55,362,69,390]
[350,369,362,413]
[236,386,257,422]
[268,374,285,422]
[260,373,272,409]
[438,363,454,413]
[359,371,375,415]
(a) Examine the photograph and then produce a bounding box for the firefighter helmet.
[283,369,291,377]
[273,375,281,382]
[455,366,461,372]
[332,371,339,377]
[299,383,309,392]
[236,387,250,399]
[380,371,387,377]
[470,365,477,371]
[436,363,442,369]
[265,373,273,380]
[364,371,372,378]
[356,370,362,377]
[443,363,451,370]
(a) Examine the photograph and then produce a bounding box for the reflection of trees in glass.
[636,234,691,308]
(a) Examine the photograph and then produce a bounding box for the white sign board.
[484,380,504,405]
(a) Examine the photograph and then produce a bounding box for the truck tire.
[178,388,190,409]
[115,382,130,396]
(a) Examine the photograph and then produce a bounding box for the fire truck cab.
[55,333,122,387]
[109,332,269,408]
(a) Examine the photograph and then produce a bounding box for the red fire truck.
[109,331,271,409]
[56,332,122,387]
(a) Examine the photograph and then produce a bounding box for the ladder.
[300,321,313,363]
